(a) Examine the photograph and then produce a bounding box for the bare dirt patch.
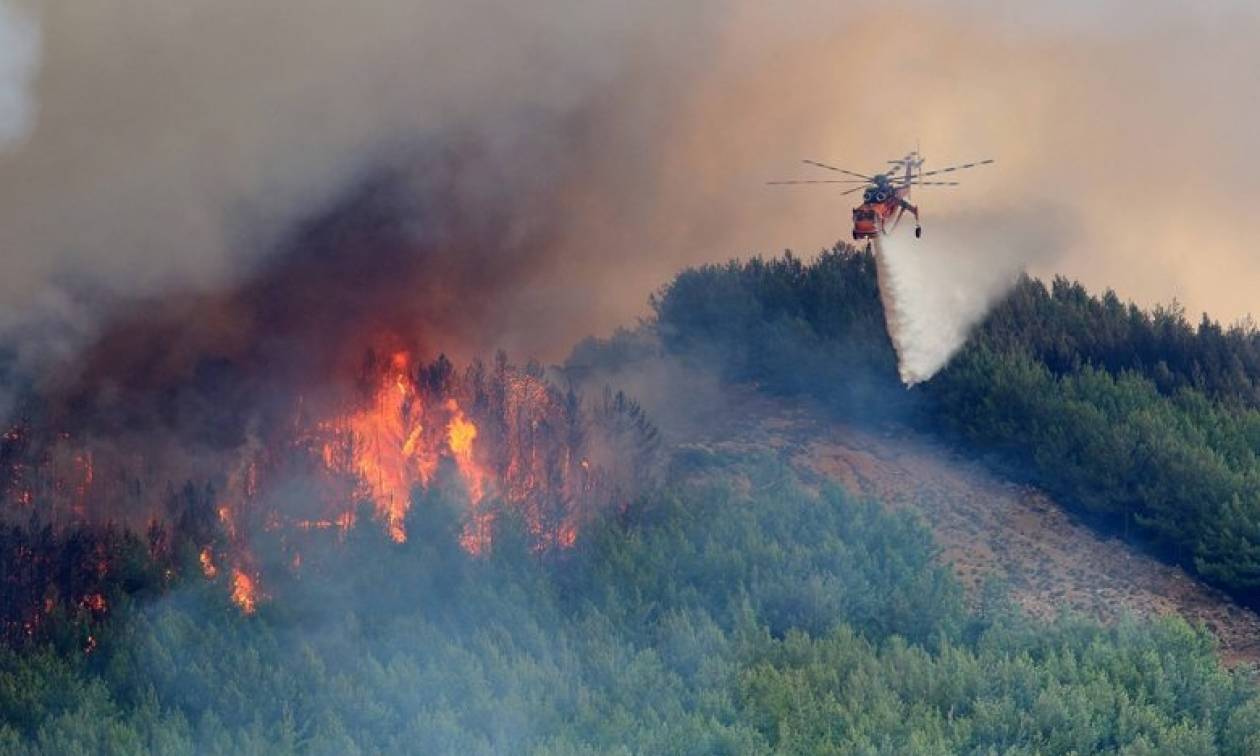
[678,386,1260,665]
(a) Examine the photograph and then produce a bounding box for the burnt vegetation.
[0,351,660,644]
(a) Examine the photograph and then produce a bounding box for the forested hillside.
[650,246,1260,603]
[7,247,1260,752]
[3,457,1258,753]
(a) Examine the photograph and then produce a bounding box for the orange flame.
[231,569,259,614]
[446,398,494,553]
[335,350,435,542]
[0,348,640,620]
[199,547,218,578]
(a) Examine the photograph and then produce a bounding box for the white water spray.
[874,215,1043,385]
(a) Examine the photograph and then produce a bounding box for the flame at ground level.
[231,570,259,615]
[1,349,658,615]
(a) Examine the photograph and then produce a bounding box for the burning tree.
[0,163,668,627]
[0,349,660,622]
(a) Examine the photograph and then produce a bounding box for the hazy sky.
[1,0,1258,365]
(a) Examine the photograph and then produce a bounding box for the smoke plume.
[4,2,1260,378]
[0,1,1258,433]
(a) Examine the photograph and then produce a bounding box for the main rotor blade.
[802,159,873,180]
[904,181,959,186]
[766,179,870,185]
[916,159,994,177]
[841,185,866,196]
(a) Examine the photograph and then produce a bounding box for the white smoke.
[0,0,39,422]
[874,206,1068,385]
[0,0,38,147]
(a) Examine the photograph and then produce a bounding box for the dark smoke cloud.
[46,148,576,433]
[0,1,721,375]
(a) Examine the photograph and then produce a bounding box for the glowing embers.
[199,545,262,613]
[199,547,218,578]
[0,427,96,520]
[80,593,107,614]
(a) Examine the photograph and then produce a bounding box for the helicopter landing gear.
[915,226,922,239]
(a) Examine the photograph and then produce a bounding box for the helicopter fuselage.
[851,179,912,240]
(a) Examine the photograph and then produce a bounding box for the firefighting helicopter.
[768,151,994,250]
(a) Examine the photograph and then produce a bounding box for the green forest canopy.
[646,246,1260,603]
[2,456,1257,754]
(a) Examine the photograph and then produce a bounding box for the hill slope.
[676,384,1260,665]
[642,246,1260,605]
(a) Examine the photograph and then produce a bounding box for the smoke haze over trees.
[2,457,1257,753]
